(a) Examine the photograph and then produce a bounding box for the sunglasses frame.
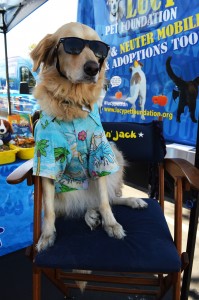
[58,37,110,59]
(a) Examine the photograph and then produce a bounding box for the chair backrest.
[102,121,166,199]
[102,121,166,163]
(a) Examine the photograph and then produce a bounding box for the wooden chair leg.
[173,272,181,300]
[33,266,41,300]
[32,176,42,300]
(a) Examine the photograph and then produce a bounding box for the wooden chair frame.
[7,157,199,299]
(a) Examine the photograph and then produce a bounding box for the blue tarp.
[0,160,33,256]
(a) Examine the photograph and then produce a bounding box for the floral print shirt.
[33,104,119,193]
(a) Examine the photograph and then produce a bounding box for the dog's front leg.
[36,177,56,252]
[97,176,126,239]
[139,94,146,120]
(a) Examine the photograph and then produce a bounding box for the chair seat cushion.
[35,199,181,273]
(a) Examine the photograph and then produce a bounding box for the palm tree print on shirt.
[54,147,70,163]
[35,139,49,176]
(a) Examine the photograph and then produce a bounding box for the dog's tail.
[166,56,184,87]
[73,269,91,292]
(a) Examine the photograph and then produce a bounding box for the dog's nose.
[0,129,4,133]
[84,61,99,76]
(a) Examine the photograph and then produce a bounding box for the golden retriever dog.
[30,22,147,252]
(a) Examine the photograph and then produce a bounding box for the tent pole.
[3,28,11,115]
[194,119,199,169]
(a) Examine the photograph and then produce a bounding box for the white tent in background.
[0,0,48,114]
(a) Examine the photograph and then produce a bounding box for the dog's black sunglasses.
[57,37,110,59]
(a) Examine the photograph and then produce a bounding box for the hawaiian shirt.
[33,104,119,193]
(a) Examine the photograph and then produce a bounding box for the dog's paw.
[104,222,126,239]
[125,197,148,209]
[85,209,101,230]
[36,232,56,252]
[115,188,122,197]
[131,198,148,209]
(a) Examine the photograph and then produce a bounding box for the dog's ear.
[30,34,57,71]
[9,122,13,134]
[4,120,13,134]
[119,0,126,19]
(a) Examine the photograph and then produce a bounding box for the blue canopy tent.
[0,0,48,115]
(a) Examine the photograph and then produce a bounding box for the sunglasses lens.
[60,38,109,58]
[62,38,84,54]
[90,41,109,58]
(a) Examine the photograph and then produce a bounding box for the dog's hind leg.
[111,196,148,209]
[176,96,186,122]
[97,176,126,239]
[189,99,197,123]
[139,92,146,120]
[85,208,101,230]
[36,177,56,252]
[128,84,140,118]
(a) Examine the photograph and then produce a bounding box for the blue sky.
[0,0,78,58]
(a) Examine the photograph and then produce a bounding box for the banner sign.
[77,0,199,146]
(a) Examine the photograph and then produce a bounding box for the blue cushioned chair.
[7,119,199,300]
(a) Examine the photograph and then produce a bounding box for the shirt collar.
[39,103,101,127]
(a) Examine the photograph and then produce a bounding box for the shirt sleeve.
[33,120,71,180]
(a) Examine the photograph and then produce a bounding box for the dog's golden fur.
[31,22,105,121]
[31,22,147,253]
